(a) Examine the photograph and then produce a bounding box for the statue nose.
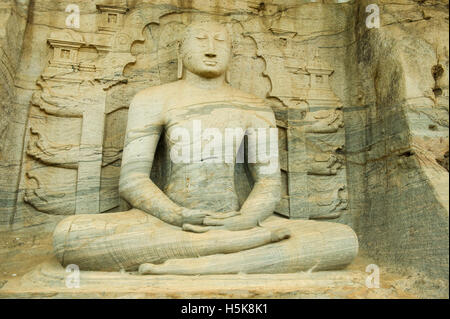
[205,37,216,57]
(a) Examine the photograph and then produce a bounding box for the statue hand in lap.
[181,210,244,233]
[184,211,258,232]
[52,20,358,274]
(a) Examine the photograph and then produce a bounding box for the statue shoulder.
[128,82,180,125]
[226,86,276,127]
[130,81,180,112]
[227,85,269,109]
[132,82,176,104]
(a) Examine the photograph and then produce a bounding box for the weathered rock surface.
[0,0,448,298]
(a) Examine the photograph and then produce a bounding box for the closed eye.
[214,35,226,41]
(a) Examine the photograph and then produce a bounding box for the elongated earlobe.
[177,55,183,79]
[225,44,233,83]
[225,69,231,84]
[177,42,183,80]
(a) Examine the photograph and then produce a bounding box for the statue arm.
[239,111,281,224]
[118,93,185,226]
[240,162,281,225]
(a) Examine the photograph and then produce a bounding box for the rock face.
[0,0,448,297]
[0,0,30,226]
[347,0,449,281]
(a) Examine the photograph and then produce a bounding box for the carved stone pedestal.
[0,258,418,299]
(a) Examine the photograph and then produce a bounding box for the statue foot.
[270,227,291,242]
[138,227,292,276]
[138,263,158,275]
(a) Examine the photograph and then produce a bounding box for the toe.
[271,227,291,242]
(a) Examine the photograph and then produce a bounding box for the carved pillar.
[75,89,107,214]
[24,30,109,215]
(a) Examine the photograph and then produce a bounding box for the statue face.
[180,22,231,79]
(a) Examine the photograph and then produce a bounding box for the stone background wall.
[0,0,30,228]
[0,0,448,284]
[347,0,449,280]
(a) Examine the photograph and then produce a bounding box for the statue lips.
[203,59,218,67]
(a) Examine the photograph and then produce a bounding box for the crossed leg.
[139,216,359,275]
[53,209,291,272]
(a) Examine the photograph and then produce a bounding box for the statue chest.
[165,102,249,133]
[164,103,251,163]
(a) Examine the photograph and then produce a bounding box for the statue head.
[179,21,232,79]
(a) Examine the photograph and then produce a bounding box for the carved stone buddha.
[52,21,358,275]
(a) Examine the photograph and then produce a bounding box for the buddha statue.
[52,21,358,275]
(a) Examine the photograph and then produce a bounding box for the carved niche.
[243,15,348,220]
[23,2,349,223]
[23,0,134,216]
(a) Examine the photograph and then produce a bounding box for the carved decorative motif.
[244,23,348,220]
[97,1,128,34]
[24,3,349,222]
[23,3,131,215]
